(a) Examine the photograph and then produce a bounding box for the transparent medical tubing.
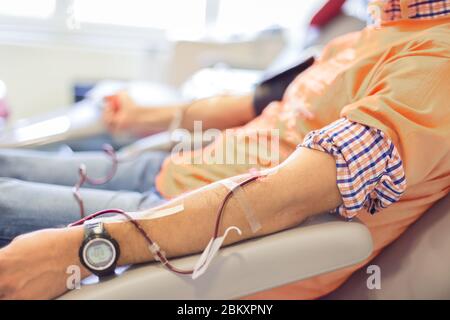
[69,172,266,279]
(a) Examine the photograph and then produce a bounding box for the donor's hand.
[0,227,88,300]
[102,91,180,136]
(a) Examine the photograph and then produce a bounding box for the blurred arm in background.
[102,56,315,136]
[102,92,254,135]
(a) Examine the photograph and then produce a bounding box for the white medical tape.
[85,204,185,224]
[219,179,261,233]
[168,106,185,132]
[192,226,241,280]
[136,204,185,220]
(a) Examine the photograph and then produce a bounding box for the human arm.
[0,107,409,300]
[0,146,341,299]
[102,92,255,135]
[102,56,316,135]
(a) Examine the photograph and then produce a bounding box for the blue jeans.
[0,149,168,247]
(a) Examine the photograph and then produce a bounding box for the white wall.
[0,34,283,124]
[0,42,168,123]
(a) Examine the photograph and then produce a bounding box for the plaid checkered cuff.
[302,118,407,219]
[370,0,450,23]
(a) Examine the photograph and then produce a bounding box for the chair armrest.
[60,213,372,300]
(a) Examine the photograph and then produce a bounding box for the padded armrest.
[60,214,372,300]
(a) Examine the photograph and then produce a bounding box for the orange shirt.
[157,18,450,202]
[156,8,450,301]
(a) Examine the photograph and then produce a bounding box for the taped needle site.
[70,171,265,279]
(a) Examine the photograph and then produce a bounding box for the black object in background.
[253,56,315,116]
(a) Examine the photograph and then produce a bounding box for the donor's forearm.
[106,147,342,267]
[178,94,255,131]
[0,147,341,299]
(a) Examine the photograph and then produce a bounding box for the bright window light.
[0,0,55,18]
[73,0,206,33]
[215,0,320,36]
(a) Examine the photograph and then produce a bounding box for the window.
[0,0,322,48]
[0,0,55,18]
[214,0,322,37]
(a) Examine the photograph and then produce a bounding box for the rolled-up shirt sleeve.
[301,117,407,219]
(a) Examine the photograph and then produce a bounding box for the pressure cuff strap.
[252,56,315,116]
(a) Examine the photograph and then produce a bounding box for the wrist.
[140,104,187,131]
[105,221,155,266]
[31,227,92,279]
[62,227,92,278]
